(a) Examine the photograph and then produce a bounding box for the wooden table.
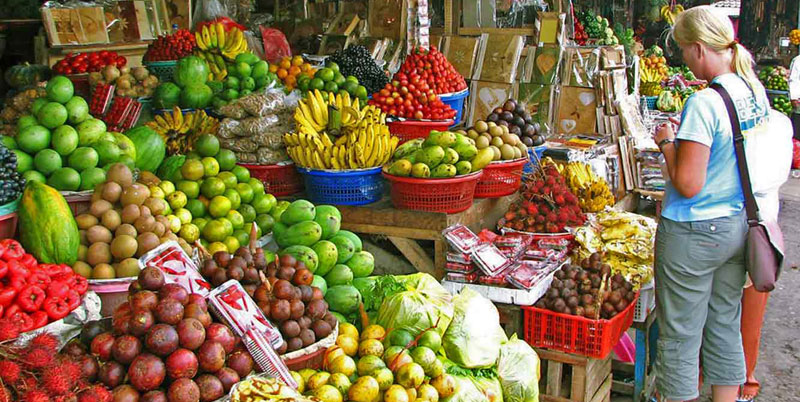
[337,195,516,278]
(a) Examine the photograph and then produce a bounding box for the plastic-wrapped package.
[260,27,292,63]
[376,273,454,338]
[442,374,487,402]
[256,147,290,164]
[218,118,243,139]
[219,103,249,119]
[497,335,540,402]
[443,287,507,368]
[192,0,228,30]
[252,131,285,148]
[239,115,280,137]
[235,152,258,163]
[221,138,258,153]
[471,376,504,402]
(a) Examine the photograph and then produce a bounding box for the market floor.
[612,176,800,402]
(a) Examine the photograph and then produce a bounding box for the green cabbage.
[443,287,507,368]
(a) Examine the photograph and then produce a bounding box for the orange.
[292,56,304,66]
[277,69,288,79]
[285,75,297,86]
[269,64,278,73]
[289,66,301,76]
[279,58,292,70]
[301,63,312,72]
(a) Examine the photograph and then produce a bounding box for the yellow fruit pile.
[791,29,800,45]
[549,160,615,213]
[147,107,220,155]
[194,23,249,80]
[271,55,317,91]
[284,90,398,170]
[661,4,684,25]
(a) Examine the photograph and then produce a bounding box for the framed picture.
[535,12,564,45]
[467,80,515,126]
[530,45,562,85]
[473,34,525,84]
[442,35,482,80]
[556,86,598,135]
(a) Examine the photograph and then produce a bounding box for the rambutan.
[0,319,19,341]
[504,211,516,221]
[546,223,558,233]
[53,393,77,402]
[41,367,72,395]
[0,386,12,402]
[557,211,570,223]
[0,360,21,384]
[20,389,50,402]
[535,215,546,223]
[546,176,556,186]
[541,186,551,195]
[555,195,565,205]
[546,212,557,223]
[77,385,111,402]
[60,360,82,383]
[29,333,59,352]
[23,345,55,369]
[527,204,539,216]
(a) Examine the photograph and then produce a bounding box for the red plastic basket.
[283,347,326,371]
[382,170,482,213]
[239,163,303,197]
[387,119,454,144]
[474,157,528,198]
[0,212,18,239]
[521,293,638,359]
[64,192,92,216]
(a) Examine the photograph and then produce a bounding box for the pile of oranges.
[269,55,317,91]
[790,29,800,46]
[642,54,668,77]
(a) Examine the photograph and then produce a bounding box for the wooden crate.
[496,303,524,338]
[535,348,612,402]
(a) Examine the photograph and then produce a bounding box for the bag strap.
[709,82,760,224]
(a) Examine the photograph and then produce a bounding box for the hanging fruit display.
[194,22,250,80]
[548,160,615,213]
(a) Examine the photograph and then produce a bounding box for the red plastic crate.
[239,162,303,197]
[474,157,528,198]
[382,170,482,213]
[387,119,454,144]
[522,293,638,359]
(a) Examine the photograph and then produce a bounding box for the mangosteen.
[509,125,522,136]
[500,111,514,121]
[512,116,525,127]
[522,136,534,147]
[514,103,526,115]
[503,99,516,112]
[487,113,499,122]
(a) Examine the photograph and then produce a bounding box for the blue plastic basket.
[644,96,658,110]
[523,145,548,174]
[297,167,384,205]
[440,90,469,126]
[144,61,178,83]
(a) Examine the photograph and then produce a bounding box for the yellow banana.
[215,23,226,50]
[201,26,211,50]
[209,25,218,48]
[195,31,207,50]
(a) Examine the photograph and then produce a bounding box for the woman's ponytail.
[730,42,760,91]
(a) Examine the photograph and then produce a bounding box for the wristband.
[658,138,674,149]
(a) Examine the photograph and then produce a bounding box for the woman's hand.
[655,122,676,146]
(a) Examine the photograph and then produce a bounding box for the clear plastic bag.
[192,0,228,30]
[442,287,507,368]
[443,374,487,402]
[220,137,258,153]
[235,152,258,163]
[239,115,279,137]
[256,147,290,164]
[376,273,454,338]
[217,118,243,138]
[497,335,541,402]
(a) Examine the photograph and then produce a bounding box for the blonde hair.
[671,6,759,90]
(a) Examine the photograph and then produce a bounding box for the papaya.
[314,205,341,240]
[337,230,363,253]
[325,264,354,287]
[329,235,355,263]
[312,240,339,276]
[280,199,316,225]
[346,251,375,278]
[279,245,319,272]
[18,181,80,264]
[276,221,322,247]
[325,285,362,315]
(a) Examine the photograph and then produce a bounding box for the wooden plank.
[541,395,573,402]
[589,374,612,402]
[612,360,635,376]
[571,363,587,402]
[585,357,612,399]
[433,239,448,279]
[458,26,536,36]
[338,198,449,232]
[388,237,436,276]
[546,360,564,398]
[535,348,589,367]
[611,379,634,395]
[496,303,523,338]
[340,223,440,241]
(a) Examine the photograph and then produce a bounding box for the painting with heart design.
[556,86,598,135]
[475,34,525,84]
[467,80,515,126]
[518,84,554,134]
[530,45,562,85]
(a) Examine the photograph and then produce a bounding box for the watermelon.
[157,155,186,181]
[153,82,181,109]
[125,126,166,172]
[174,56,209,87]
[180,84,213,109]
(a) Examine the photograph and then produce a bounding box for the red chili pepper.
[0,239,24,261]
[8,273,27,291]
[58,264,73,276]
[0,260,7,279]
[29,270,51,290]
[7,260,28,278]
[17,286,46,313]
[43,297,69,321]
[19,254,37,270]
[64,290,80,310]
[4,304,20,319]
[8,311,33,332]
[30,311,49,329]
[0,287,17,307]
[46,281,69,299]
[73,275,88,295]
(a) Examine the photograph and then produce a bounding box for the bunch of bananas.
[147,106,220,155]
[284,90,399,170]
[194,23,248,80]
[640,58,665,96]
[660,4,684,25]
[555,161,615,212]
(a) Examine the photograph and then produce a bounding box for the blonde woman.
[653,6,772,402]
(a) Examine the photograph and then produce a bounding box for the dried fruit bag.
[443,287,507,368]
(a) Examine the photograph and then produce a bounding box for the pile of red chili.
[0,239,87,335]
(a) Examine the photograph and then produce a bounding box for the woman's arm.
[655,123,711,198]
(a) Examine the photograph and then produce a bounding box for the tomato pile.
[368,80,456,120]
[52,51,127,75]
[0,239,88,339]
[396,47,467,94]
[144,29,197,62]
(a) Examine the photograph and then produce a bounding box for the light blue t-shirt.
[661,73,770,222]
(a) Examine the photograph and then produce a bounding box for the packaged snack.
[139,241,211,296]
[445,271,479,284]
[446,251,472,264]
[207,280,284,349]
[538,237,571,250]
[471,243,513,277]
[443,224,481,253]
[507,260,558,290]
[522,248,554,261]
[446,262,475,274]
